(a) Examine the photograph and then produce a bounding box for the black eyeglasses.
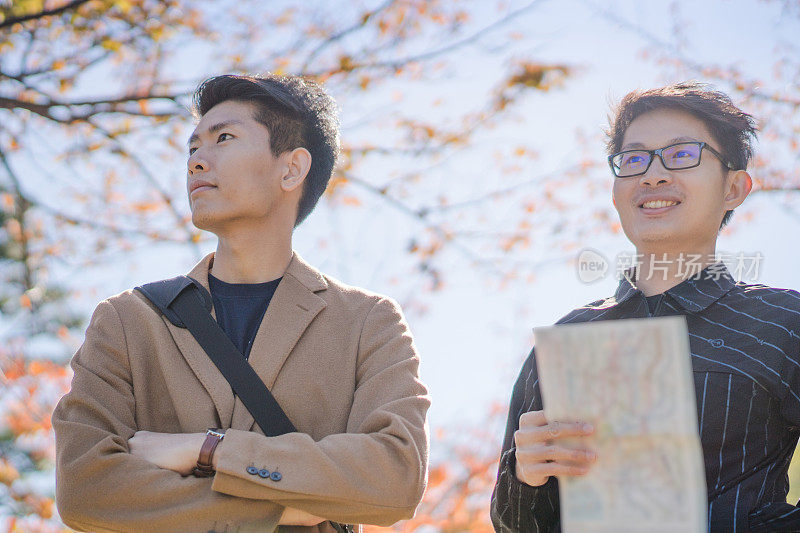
[608,141,735,178]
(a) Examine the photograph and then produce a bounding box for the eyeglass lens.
[613,142,702,177]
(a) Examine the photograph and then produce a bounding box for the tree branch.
[85,117,201,250]
[304,0,545,77]
[423,162,589,214]
[0,182,176,241]
[0,91,189,124]
[582,0,800,109]
[300,0,397,71]
[0,0,91,30]
[751,185,800,193]
[0,96,62,122]
[0,147,34,292]
[342,173,509,278]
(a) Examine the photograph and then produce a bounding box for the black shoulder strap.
[136,276,296,437]
[136,275,210,328]
[136,277,355,533]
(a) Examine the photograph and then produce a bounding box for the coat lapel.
[230,252,328,432]
[161,253,236,429]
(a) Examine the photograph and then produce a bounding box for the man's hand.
[514,410,596,487]
[129,430,206,476]
[129,432,326,526]
[279,507,327,526]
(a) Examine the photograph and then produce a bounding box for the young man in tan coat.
[53,74,430,532]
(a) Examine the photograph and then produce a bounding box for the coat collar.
[613,261,736,313]
[185,250,329,294]
[166,250,328,431]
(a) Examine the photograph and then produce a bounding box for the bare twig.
[304,0,546,77]
[581,0,800,109]
[85,117,200,250]
[0,89,189,124]
[0,147,34,291]
[0,0,91,30]
[300,0,397,71]
[343,173,510,277]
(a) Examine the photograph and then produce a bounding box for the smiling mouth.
[639,200,680,209]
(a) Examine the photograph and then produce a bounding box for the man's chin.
[190,212,220,233]
[626,229,684,250]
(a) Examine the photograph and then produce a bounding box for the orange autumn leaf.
[341,196,362,207]
[2,359,26,380]
[0,459,20,486]
[27,360,67,378]
[1,193,14,210]
[427,464,448,489]
[6,410,39,435]
[131,201,161,213]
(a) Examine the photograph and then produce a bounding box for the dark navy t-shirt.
[208,274,282,359]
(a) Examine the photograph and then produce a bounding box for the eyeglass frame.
[608,141,736,178]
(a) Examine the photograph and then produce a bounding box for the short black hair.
[607,81,758,229]
[192,74,340,226]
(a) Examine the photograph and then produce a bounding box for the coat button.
[258,469,271,478]
[270,471,282,482]
[246,466,259,475]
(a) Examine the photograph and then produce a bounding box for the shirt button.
[246,466,259,475]
[270,471,282,482]
[258,469,271,478]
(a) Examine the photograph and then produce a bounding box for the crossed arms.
[53,296,430,532]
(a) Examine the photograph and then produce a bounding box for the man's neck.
[633,246,717,297]
[210,221,293,284]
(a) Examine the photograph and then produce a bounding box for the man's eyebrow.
[187,120,244,146]
[620,136,700,151]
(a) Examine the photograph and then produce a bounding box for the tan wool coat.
[52,252,430,533]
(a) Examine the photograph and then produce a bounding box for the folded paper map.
[534,316,706,532]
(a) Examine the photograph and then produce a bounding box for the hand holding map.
[533,316,707,533]
[514,410,596,487]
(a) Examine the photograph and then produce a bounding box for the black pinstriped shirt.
[491,264,800,532]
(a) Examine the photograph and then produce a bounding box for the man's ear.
[280,147,312,192]
[723,170,752,211]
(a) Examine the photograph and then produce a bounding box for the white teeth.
[642,200,678,209]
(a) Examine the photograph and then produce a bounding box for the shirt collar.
[188,250,328,294]
[613,262,736,312]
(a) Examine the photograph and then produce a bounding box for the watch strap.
[193,428,225,477]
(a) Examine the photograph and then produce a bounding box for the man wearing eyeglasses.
[491,82,800,532]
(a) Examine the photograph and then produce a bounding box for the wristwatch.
[193,428,226,477]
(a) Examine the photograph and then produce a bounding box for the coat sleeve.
[490,348,561,532]
[211,296,431,527]
[52,299,284,533]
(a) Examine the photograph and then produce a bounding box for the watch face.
[207,428,225,439]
